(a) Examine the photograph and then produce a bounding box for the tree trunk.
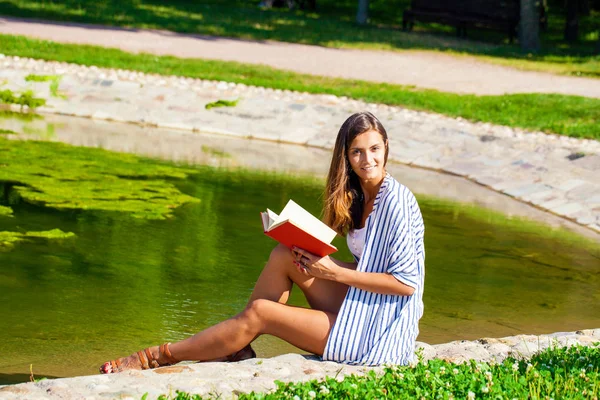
[356,0,369,25]
[520,0,540,52]
[564,0,579,41]
[579,0,590,16]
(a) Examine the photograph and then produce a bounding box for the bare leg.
[100,244,349,372]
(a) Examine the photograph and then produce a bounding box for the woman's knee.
[268,243,294,265]
[242,299,276,329]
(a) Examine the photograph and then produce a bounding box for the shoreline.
[0,55,599,236]
[1,329,598,399]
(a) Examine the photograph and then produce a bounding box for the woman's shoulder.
[379,174,418,207]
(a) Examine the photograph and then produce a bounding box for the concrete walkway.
[1,56,599,236]
[1,16,600,98]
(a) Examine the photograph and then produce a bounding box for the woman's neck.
[360,174,385,203]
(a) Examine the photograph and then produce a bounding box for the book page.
[262,209,278,230]
[277,200,336,244]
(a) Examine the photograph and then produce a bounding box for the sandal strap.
[146,348,160,369]
[110,359,122,372]
[160,343,178,365]
[137,350,150,370]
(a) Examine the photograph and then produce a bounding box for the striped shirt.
[323,173,425,366]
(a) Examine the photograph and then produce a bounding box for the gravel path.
[1,16,600,98]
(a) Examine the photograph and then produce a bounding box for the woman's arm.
[292,247,415,296]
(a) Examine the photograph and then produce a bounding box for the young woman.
[100,111,425,373]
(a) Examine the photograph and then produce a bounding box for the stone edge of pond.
[0,328,598,400]
[1,54,599,235]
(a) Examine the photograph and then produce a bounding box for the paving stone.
[573,154,600,170]
[556,178,587,191]
[504,183,550,198]
[550,202,584,217]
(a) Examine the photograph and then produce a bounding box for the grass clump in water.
[0,137,200,219]
[0,88,46,109]
[0,129,16,135]
[24,74,64,98]
[154,344,599,399]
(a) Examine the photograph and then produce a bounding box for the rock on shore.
[1,329,598,400]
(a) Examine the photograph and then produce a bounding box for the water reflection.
[0,165,598,384]
[0,115,599,385]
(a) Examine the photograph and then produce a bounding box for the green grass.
[154,344,599,399]
[1,34,599,140]
[0,0,598,77]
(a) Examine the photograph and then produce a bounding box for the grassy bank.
[155,344,599,399]
[0,0,598,77]
[1,35,599,140]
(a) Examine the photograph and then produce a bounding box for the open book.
[261,200,338,257]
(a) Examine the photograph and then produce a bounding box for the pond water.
[0,116,599,385]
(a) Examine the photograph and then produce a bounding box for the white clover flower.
[350,383,358,390]
[453,368,459,375]
[484,371,492,379]
[446,382,451,388]
[482,386,489,394]
[319,386,330,395]
[440,366,446,374]
[467,391,476,400]
[398,373,404,380]
[293,396,301,400]
[308,390,316,398]
[579,369,586,378]
[526,363,533,372]
[512,362,519,372]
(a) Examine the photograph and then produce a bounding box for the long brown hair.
[323,112,389,236]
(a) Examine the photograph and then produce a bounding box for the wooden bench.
[402,0,520,42]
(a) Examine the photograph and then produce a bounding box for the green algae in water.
[0,138,200,219]
[0,129,16,135]
[0,228,75,251]
[0,205,13,217]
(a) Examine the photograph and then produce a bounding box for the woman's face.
[347,129,387,184]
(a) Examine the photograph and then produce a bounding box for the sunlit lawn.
[0,0,598,76]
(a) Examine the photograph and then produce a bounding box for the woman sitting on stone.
[100,111,425,373]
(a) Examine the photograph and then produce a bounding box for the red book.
[261,200,337,257]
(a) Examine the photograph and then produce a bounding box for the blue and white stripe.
[323,174,425,366]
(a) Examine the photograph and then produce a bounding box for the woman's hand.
[292,246,341,281]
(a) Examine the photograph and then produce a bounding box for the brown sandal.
[226,344,256,362]
[100,343,178,373]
